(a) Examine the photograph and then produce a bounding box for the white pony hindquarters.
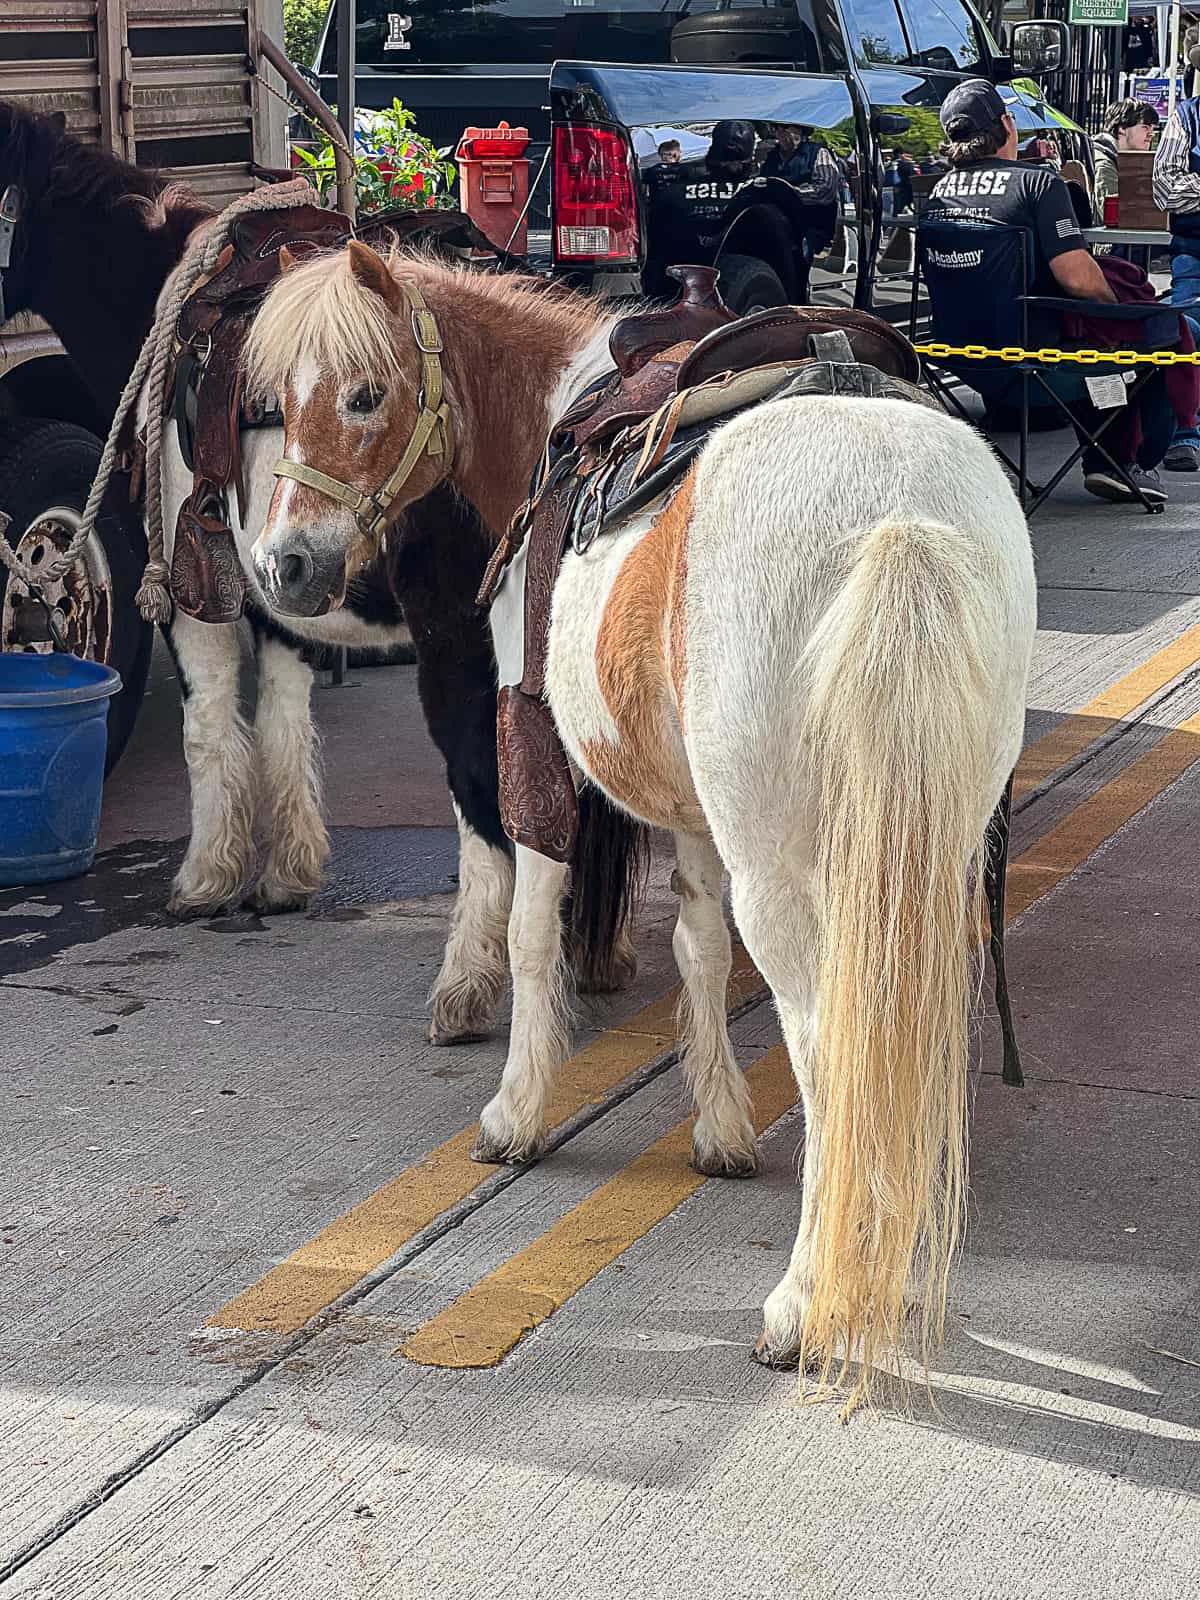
[677,395,1036,1401]
[677,394,1035,859]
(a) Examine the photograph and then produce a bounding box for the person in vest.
[761,123,839,203]
[761,123,840,262]
[1152,27,1200,468]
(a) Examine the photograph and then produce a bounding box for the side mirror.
[872,111,911,136]
[1009,19,1070,76]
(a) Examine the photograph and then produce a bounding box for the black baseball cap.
[939,79,1009,140]
[708,119,756,163]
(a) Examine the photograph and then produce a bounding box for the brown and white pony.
[1,103,644,1048]
[245,241,1038,1407]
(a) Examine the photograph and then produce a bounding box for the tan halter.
[272,281,454,542]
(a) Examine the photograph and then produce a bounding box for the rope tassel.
[133,559,173,626]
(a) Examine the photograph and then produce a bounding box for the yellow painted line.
[401,707,1200,1370]
[400,1044,797,1369]
[212,630,1200,1342]
[1008,710,1200,920]
[1014,623,1200,800]
[206,945,765,1334]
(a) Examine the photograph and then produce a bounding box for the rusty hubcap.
[1,508,113,660]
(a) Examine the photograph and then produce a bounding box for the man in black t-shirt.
[924,85,1106,301]
[923,79,1174,506]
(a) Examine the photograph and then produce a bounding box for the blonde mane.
[243,245,606,405]
[243,247,409,402]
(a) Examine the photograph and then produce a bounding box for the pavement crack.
[981,1066,1200,1101]
[1038,584,1200,598]
[0,982,769,1586]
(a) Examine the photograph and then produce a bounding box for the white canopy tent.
[1125,0,1188,114]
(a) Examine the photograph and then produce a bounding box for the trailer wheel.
[715,253,788,315]
[0,421,153,774]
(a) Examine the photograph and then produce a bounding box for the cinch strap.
[271,280,454,540]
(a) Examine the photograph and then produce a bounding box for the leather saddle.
[487,269,928,864]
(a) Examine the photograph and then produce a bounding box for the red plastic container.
[456,123,531,255]
[1104,194,1120,226]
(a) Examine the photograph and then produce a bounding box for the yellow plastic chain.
[915,342,1200,366]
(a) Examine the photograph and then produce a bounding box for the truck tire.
[715,253,788,315]
[0,420,153,774]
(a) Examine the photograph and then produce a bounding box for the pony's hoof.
[574,939,638,996]
[470,1108,544,1166]
[428,987,497,1047]
[469,1131,540,1166]
[429,1020,490,1048]
[243,889,311,916]
[752,1329,801,1371]
[691,1143,759,1180]
[166,892,234,920]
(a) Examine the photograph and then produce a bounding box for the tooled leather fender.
[496,467,582,863]
[170,480,247,625]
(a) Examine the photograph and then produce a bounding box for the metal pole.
[1170,0,1183,120]
[333,0,356,686]
[1078,26,1093,130]
[255,31,357,217]
[337,0,356,166]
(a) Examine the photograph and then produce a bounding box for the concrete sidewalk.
[2,431,1199,1599]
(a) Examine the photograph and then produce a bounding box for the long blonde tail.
[802,518,993,1411]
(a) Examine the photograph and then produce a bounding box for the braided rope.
[0,178,320,626]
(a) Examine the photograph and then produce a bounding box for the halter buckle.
[411,306,443,355]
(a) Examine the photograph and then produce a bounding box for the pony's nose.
[256,534,336,617]
[279,546,314,600]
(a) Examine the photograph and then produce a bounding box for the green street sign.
[1068,0,1129,25]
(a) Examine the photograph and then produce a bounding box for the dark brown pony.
[0,103,211,420]
[0,102,642,1031]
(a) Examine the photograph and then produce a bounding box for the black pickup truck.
[316,2,1082,312]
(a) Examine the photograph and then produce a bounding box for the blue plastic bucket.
[0,653,121,887]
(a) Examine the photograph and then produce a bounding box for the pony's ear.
[347,240,401,309]
[279,245,297,274]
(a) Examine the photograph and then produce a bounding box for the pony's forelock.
[243,248,409,403]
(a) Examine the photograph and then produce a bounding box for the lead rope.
[0,178,321,626]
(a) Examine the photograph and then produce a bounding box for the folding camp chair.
[911,216,1177,516]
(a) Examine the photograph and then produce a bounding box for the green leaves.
[291,96,457,214]
[283,0,330,69]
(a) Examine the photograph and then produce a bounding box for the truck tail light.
[552,125,639,265]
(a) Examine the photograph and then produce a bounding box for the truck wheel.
[0,420,153,774]
[716,253,788,315]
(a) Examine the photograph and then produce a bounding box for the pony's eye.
[346,383,383,415]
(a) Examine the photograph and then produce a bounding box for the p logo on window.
[385,14,413,50]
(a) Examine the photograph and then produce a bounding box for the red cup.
[1103,194,1119,226]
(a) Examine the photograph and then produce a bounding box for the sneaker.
[1164,442,1200,472]
[1084,466,1168,505]
[1131,467,1168,505]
